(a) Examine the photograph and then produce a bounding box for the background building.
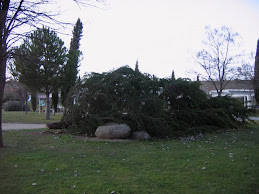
[200,80,255,107]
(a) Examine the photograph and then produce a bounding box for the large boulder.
[95,124,131,139]
[131,131,151,141]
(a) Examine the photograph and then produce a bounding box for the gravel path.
[2,123,46,131]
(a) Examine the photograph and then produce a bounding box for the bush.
[4,101,30,111]
[62,66,253,138]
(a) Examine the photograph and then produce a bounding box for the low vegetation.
[3,101,30,111]
[0,126,258,193]
[2,111,62,124]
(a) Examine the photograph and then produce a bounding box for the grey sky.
[57,0,259,79]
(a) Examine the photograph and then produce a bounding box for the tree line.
[0,0,105,147]
[10,19,83,119]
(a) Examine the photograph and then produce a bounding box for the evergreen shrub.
[4,101,30,111]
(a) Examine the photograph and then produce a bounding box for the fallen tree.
[61,66,253,138]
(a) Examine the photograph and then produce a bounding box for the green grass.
[2,111,63,123]
[0,125,258,193]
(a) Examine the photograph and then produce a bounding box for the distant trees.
[3,80,27,108]
[0,0,105,148]
[237,63,254,80]
[196,26,241,97]
[0,0,64,147]
[61,18,83,106]
[13,27,67,119]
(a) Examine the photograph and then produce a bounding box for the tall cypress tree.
[61,18,83,105]
[171,70,175,80]
[135,59,139,72]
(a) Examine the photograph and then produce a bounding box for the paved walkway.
[2,123,46,131]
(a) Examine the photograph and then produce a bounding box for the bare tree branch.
[195,26,242,96]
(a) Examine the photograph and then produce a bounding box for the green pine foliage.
[171,70,175,80]
[13,27,67,119]
[135,60,139,72]
[62,66,253,138]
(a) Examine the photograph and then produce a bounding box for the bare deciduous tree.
[237,63,254,80]
[195,26,241,97]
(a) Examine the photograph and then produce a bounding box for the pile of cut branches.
[62,66,253,138]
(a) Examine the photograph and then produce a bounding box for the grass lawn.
[0,125,258,193]
[2,110,63,123]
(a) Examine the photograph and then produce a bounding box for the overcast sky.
[56,0,259,79]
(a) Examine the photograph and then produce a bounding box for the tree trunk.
[46,92,51,120]
[25,91,28,115]
[0,55,7,148]
[0,106,3,147]
[0,0,10,147]
[0,77,4,147]
[254,39,259,105]
[218,80,224,97]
